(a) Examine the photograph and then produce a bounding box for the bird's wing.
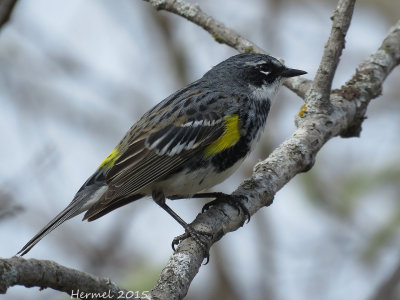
[83,112,236,220]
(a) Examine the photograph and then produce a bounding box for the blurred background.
[1,0,400,299]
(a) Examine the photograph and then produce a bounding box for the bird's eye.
[257,63,273,72]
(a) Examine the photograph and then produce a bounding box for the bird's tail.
[18,171,107,256]
[17,200,84,256]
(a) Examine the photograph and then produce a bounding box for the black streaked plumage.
[18,54,306,257]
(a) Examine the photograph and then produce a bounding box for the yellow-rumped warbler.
[18,53,306,257]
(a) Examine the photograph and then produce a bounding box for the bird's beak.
[280,68,307,78]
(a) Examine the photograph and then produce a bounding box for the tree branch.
[0,256,141,299]
[0,0,18,30]
[307,0,356,112]
[150,19,400,300]
[142,0,312,98]
[2,0,399,299]
[335,19,400,137]
[368,256,400,300]
[144,0,264,54]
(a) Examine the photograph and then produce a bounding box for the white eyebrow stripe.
[245,60,267,67]
[260,70,270,76]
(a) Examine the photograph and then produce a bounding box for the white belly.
[144,158,245,197]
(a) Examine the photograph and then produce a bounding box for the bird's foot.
[202,192,251,223]
[172,225,212,264]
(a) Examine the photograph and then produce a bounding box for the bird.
[18,53,306,258]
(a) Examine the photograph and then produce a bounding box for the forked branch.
[1,0,399,299]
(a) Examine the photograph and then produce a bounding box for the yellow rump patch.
[99,147,121,169]
[204,114,241,158]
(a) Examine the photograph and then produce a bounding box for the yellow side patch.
[204,115,241,158]
[99,147,121,169]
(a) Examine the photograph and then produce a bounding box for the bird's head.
[205,53,307,101]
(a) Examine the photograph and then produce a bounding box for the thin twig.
[0,0,18,30]
[1,1,399,299]
[143,0,312,97]
[307,0,356,112]
[284,76,313,99]
[144,0,264,53]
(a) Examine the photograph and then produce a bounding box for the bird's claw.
[202,194,251,223]
[172,226,212,264]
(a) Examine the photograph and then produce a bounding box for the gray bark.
[1,0,399,299]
